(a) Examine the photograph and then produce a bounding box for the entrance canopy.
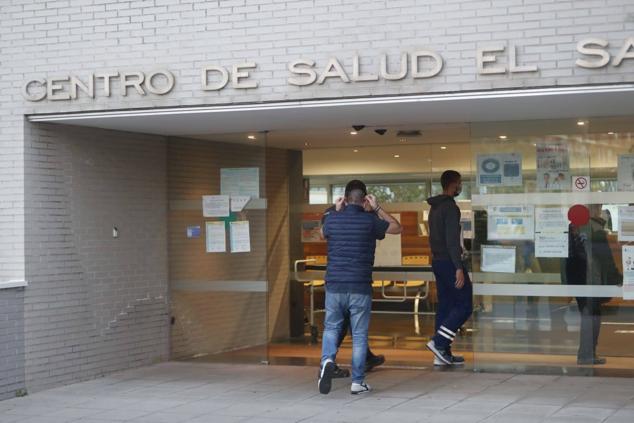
[28,84,634,149]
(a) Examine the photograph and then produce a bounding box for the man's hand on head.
[335,196,346,211]
[365,194,379,211]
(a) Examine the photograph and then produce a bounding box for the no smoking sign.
[572,175,590,192]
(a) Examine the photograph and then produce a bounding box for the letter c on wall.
[22,79,47,101]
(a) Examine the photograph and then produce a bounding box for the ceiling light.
[393,154,400,158]
[440,146,447,150]
[247,135,256,140]
[608,131,615,135]
[353,149,359,153]
[350,131,358,135]
[374,129,387,135]
[352,125,365,131]
[399,138,407,143]
[577,120,585,126]
[304,142,310,147]
[499,135,507,140]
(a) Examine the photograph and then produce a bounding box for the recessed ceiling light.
[353,149,359,153]
[247,135,256,140]
[350,131,358,135]
[608,131,615,135]
[440,146,447,150]
[499,135,507,140]
[393,154,400,158]
[577,120,585,126]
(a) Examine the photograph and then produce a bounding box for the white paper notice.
[231,196,251,212]
[375,214,401,266]
[618,154,634,191]
[536,142,570,192]
[534,207,569,258]
[535,207,569,233]
[202,195,230,217]
[476,153,523,187]
[481,245,516,273]
[622,245,634,300]
[230,221,251,253]
[535,233,569,258]
[487,205,535,240]
[461,209,474,239]
[618,206,634,242]
[221,168,260,198]
[205,221,226,253]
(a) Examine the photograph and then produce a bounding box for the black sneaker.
[447,348,465,364]
[434,355,465,366]
[316,363,350,379]
[333,365,350,378]
[318,359,335,394]
[426,340,452,365]
[365,354,385,372]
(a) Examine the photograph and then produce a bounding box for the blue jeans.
[321,291,372,384]
[432,259,473,349]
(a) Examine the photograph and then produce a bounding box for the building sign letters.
[22,37,634,101]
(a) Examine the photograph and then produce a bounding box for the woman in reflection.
[565,204,622,365]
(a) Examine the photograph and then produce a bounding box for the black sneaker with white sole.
[447,347,464,363]
[365,354,385,372]
[317,364,350,379]
[318,359,335,394]
[426,340,453,365]
[433,355,465,366]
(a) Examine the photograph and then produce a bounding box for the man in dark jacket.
[565,204,622,365]
[426,170,473,366]
[320,206,386,379]
[318,180,401,395]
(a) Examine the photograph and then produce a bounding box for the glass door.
[470,118,634,374]
[168,131,269,364]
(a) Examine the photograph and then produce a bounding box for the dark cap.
[345,179,367,197]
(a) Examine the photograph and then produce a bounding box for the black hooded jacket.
[427,194,463,269]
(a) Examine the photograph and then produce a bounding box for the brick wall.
[0,288,25,400]
[23,123,169,393]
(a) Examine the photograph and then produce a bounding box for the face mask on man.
[453,182,462,197]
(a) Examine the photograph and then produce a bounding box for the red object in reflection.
[568,204,590,226]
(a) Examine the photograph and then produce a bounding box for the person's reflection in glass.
[601,208,613,232]
[565,204,622,365]
[514,241,549,331]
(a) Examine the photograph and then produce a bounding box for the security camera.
[352,125,365,131]
[374,129,387,135]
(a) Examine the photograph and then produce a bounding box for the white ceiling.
[28,84,634,150]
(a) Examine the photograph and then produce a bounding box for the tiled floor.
[2,362,634,423]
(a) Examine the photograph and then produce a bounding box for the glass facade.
[470,118,634,372]
[166,115,634,374]
[297,116,634,373]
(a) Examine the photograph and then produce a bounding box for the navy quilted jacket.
[322,204,389,294]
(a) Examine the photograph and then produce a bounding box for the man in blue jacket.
[426,170,472,366]
[318,180,401,395]
[320,206,386,379]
